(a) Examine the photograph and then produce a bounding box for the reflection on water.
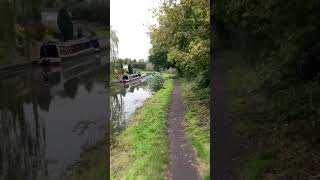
[0,53,108,180]
[110,76,153,136]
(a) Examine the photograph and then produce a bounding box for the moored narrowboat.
[39,38,102,64]
[120,73,141,83]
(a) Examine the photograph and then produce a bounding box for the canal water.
[0,53,155,180]
[0,54,109,180]
[110,75,154,136]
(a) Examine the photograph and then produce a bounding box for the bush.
[148,74,165,92]
[164,67,177,74]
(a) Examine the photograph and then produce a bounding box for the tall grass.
[181,79,210,180]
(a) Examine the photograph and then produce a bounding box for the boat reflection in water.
[0,53,108,180]
[110,75,153,136]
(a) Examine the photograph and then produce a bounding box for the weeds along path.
[167,79,200,180]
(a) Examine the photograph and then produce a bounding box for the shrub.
[148,74,165,92]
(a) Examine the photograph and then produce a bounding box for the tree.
[0,1,16,59]
[128,63,134,74]
[124,58,130,64]
[149,0,210,83]
[148,46,168,71]
[57,8,74,41]
[110,28,121,78]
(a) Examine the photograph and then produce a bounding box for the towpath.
[167,79,200,180]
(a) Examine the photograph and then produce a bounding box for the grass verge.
[95,26,109,39]
[110,75,174,180]
[181,79,210,180]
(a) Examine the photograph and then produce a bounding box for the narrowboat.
[120,73,141,83]
[39,38,107,64]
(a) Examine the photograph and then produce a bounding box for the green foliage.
[216,0,320,81]
[132,62,147,70]
[243,154,272,180]
[70,0,109,25]
[57,8,74,41]
[223,50,320,178]
[0,0,43,63]
[110,28,120,79]
[128,63,133,74]
[95,28,109,39]
[148,46,168,71]
[148,74,165,92]
[149,0,210,87]
[164,67,177,75]
[181,79,210,179]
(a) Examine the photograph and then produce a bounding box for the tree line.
[149,0,210,93]
[42,0,110,25]
[0,0,43,61]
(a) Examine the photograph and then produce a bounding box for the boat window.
[91,39,99,48]
[42,45,59,57]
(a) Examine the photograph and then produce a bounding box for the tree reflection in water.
[0,56,108,180]
[110,85,125,136]
[0,73,47,180]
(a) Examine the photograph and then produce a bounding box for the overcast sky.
[110,0,159,60]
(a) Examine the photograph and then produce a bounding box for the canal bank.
[111,74,174,179]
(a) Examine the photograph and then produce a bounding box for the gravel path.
[167,79,200,180]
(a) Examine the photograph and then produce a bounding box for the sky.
[110,0,159,61]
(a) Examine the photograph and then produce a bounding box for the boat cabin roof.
[42,38,91,47]
[59,38,91,46]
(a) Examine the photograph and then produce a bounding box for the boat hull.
[120,74,143,83]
